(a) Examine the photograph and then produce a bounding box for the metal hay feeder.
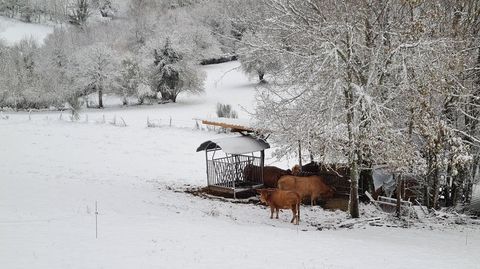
[196,135,270,198]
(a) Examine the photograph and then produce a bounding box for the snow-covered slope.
[1,62,479,269]
[0,16,54,46]
[78,61,258,128]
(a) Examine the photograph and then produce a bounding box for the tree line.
[0,0,116,23]
[0,0,241,113]
[1,0,479,217]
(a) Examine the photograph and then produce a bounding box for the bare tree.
[69,0,90,26]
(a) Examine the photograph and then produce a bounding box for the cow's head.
[257,189,272,204]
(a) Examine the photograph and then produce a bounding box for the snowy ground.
[1,61,480,269]
[0,16,54,46]
[0,16,479,266]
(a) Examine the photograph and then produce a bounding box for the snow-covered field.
[1,18,479,269]
[0,16,54,46]
[1,61,480,269]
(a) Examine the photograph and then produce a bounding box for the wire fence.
[56,112,128,127]
[2,110,233,133]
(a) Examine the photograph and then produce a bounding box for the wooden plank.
[201,119,254,132]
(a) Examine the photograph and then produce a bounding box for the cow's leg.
[291,206,297,223]
[270,207,274,219]
[297,202,300,224]
[275,208,279,219]
[312,193,319,206]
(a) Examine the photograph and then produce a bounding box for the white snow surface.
[1,62,480,269]
[0,16,54,46]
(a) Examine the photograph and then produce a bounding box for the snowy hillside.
[1,61,480,269]
[0,16,54,46]
[1,2,480,267]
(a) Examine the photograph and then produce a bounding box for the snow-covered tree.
[69,0,90,26]
[35,28,79,110]
[238,31,282,83]
[0,38,43,109]
[127,0,157,48]
[116,54,142,105]
[74,43,119,108]
[147,38,204,103]
[96,0,116,17]
[241,0,480,215]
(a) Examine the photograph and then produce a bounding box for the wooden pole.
[298,140,302,167]
[95,201,98,239]
[260,150,265,185]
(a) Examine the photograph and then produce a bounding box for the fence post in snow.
[95,201,98,239]
[28,109,32,120]
[59,112,62,120]
[169,116,172,127]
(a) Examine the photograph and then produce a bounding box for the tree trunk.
[344,30,359,218]
[349,156,360,218]
[432,153,440,209]
[445,160,453,207]
[464,161,475,204]
[98,88,103,108]
[424,152,432,208]
[451,180,459,206]
[423,183,430,208]
[396,174,402,217]
[345,70,359,218]
[258,72,265,83]
[466,47,480,202]
[160,90,177,103]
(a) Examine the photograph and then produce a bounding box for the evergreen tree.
[149,38,204,103]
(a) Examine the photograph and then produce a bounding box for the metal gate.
[206,154,263,190]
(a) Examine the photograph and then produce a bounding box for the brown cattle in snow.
[291,164,316,177]
[244,164,291,188]
[277,175,335,206]
[292,164,301,175]
[257,189,300,225]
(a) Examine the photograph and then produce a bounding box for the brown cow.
[277,175,335,206]
[292,164,320,177]
[244,164,291,188]
[257,189,300,225]
[292,164,301,175]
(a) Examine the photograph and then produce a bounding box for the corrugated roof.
[196,135,270,154]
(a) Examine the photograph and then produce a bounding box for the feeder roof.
[196,135,270,154]
[194,117,269,133]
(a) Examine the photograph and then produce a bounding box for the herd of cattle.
[244,163,336,225]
